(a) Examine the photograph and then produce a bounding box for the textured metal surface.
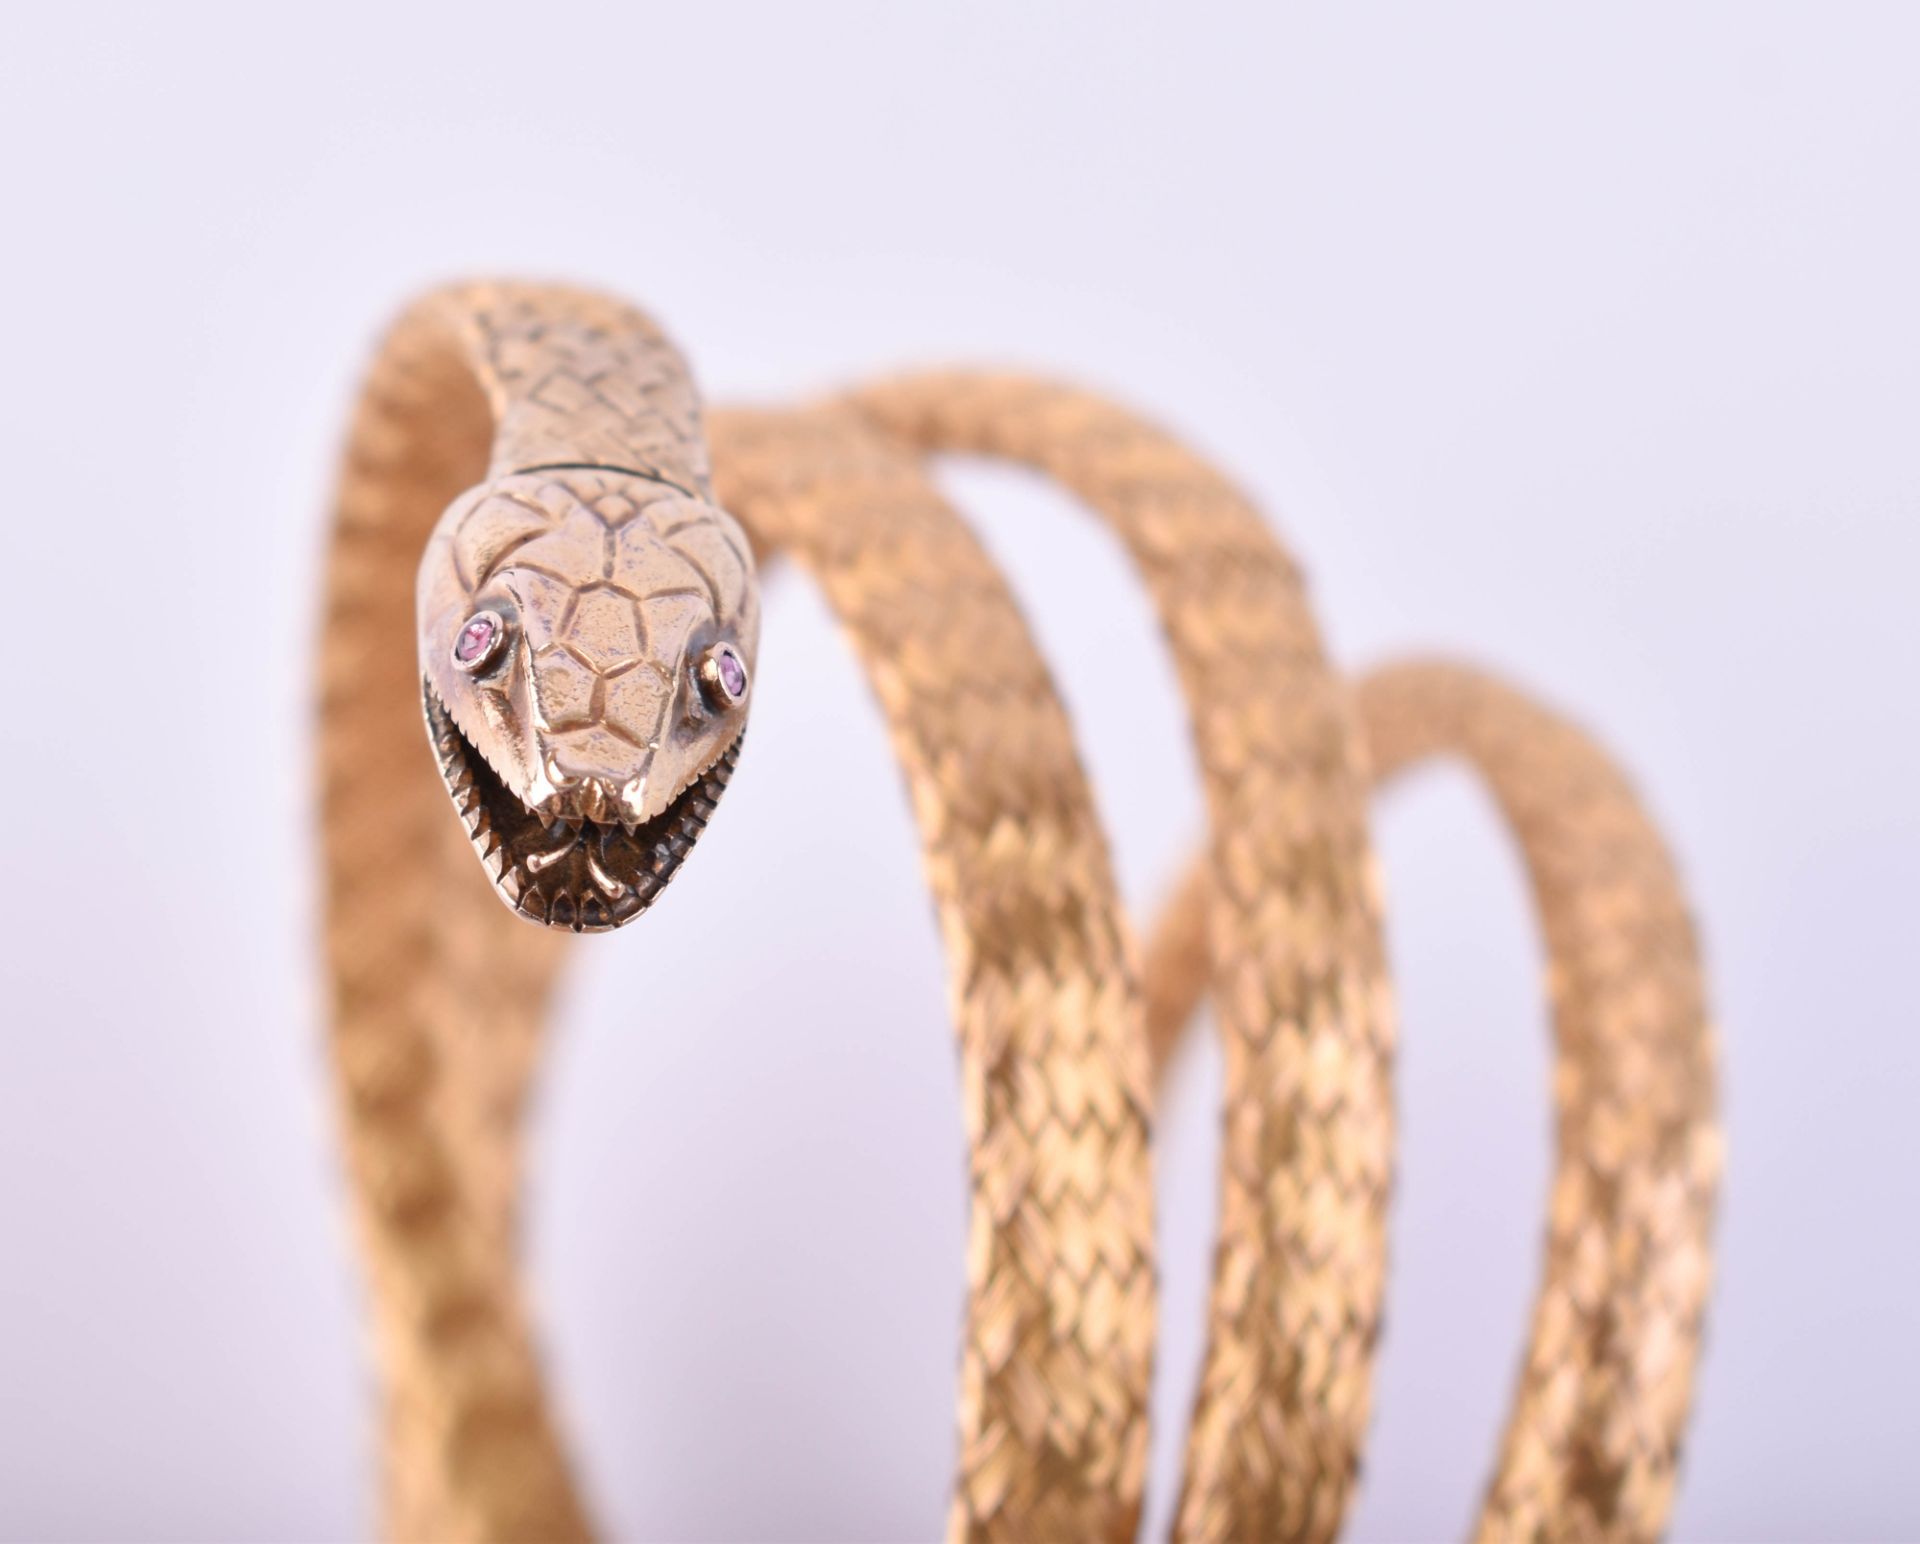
[416,456,759,931]
[1366,665,1719,1541]
[321,285,589,1542]
[321,286,1156,1541]
[709,407,1156,1540]
[399,284,761,933]
[851,375,1397,1542]
[318,283,1717,1543]
[1140,664,1721,1542]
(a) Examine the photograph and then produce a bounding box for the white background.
[2,5,1915,1540]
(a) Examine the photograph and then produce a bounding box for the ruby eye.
[697,642,749,707]
[452,609,507,672]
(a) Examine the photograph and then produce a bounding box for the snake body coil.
[319,283,1717,1541]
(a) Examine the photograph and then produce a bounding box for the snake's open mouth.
[423,681,741,933]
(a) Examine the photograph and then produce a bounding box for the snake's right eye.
[452,609,508,673]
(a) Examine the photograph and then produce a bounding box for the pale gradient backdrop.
[1,5,1915,1540]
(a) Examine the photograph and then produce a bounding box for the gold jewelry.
[318,283,1718,1542]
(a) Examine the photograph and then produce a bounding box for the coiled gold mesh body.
[1139,665,1721,1540]
[318,284,1717,1541]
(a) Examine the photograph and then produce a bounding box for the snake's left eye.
[452,609,508,673]
[696,641,749,708]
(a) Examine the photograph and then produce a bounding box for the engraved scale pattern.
[427,469,755,791]
[319,283,1717,1544]
[322,287,1157,1542]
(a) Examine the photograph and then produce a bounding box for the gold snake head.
[416,467,759,931]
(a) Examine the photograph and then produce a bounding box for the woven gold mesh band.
[318,285,1717,1541]
[1139,664,1720,1540]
